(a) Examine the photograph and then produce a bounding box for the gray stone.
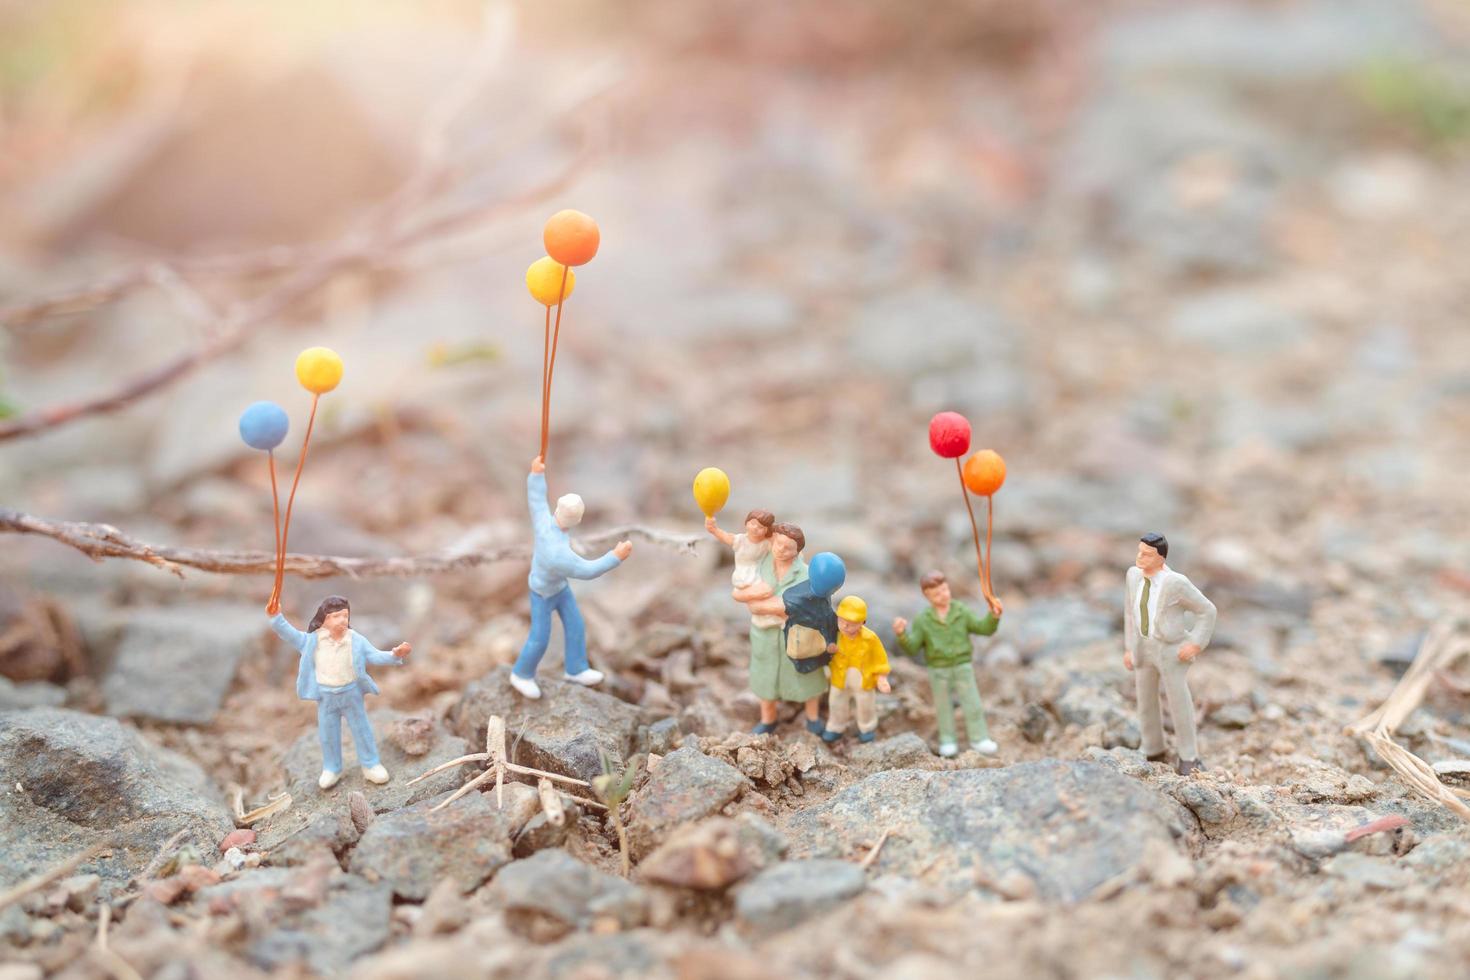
[625,746,749,860]
[1325,852,1414,890]
[513,803,582,859]
[452,666,643,784]
[264,806,360,868]
[487,849,641,943]
[541,932,669,980]
[1002,596,1116,659]
[0,677,66,711]
[845,732,933,771]
[1020,703,1052,743]
[1403,834,1470,873]
[733,859,866,932]
[645,717,682,755]
[351,784,538,899]
[196,866,390,974]
[637,816,756,891]
[1171,780,1237,828]
[101,604,264,724]
[1210,701,1256,729]
[281,708,472,814]
[786,762,1195,901]
[0,708,232,891]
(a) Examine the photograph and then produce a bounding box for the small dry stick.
[93,904,144,980]
[239,792,292,827]
[0,508,700,580]
[0,842,108,912]
[859,827,894,870]
[412,714,606,813]
[138,830,188,881]
[538,778,566,828]
[1346,619,1470,821]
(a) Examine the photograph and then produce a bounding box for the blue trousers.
[317,684,380,772]
[514,586,588,679]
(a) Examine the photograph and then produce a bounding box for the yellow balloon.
[526,256,576,307]
[692,467,730,518]
[295,347,343,395]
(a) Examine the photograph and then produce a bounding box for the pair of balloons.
[237,348,344,450]
[928,411,1006,496]
[526,210,600,306]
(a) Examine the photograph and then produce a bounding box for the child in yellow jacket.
[822,596,891,744]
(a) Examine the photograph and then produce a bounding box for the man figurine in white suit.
[1124,533,1217,775]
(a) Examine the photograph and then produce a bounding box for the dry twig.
[92,903,145,980]
[0,508,701,579]
[408,713,607,813]
[1346,619,1470,820]
[859,827,894,870]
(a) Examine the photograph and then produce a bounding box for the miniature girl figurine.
[705,509,776,590]
[823,596,891,744]
[267,595,411,789]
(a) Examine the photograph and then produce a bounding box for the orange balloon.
[544,210,600,266]
[963,450,1006,496]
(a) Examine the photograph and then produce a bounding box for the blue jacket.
[527,472,622,598]
[269,613,401,702]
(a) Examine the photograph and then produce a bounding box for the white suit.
[1124,565,1216,761]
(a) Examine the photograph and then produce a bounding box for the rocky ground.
[3,1,1470,977]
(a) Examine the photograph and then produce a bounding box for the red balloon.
[928,412,971,459]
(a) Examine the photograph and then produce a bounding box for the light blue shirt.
[269,613,401,702]
[527,471,622,598]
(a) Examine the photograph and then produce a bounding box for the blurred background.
[1,0,1468,784]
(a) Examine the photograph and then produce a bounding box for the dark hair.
[919,571,948,591]
[1140,533,1169,559]
[307,596,351,633]
[745,509,776,529]
[771,522,805,552]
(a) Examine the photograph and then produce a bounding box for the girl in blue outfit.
[269,595,411,790]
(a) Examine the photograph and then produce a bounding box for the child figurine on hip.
[823,596,891,744]
[893,571,1002,758]
[511,455,633,700]
[705,508,775,591]
[267,595,411,789]
[1124,533,1217,775]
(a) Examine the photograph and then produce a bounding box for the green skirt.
[749,624,829,703]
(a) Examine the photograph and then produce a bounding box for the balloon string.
[272,393,319,608]
[956,458,995,606]
[541,265,570,464]
[539,303,551,459]
[984,492,995,598]
[268,450,282,578]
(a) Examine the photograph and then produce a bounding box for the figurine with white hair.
[510,455,633,699]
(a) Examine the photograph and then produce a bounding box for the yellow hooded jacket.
[829,626,891,691]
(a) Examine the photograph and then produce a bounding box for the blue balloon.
[238,401,290,451]
[807,552,846,598]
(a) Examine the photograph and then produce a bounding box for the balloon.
[692,467,730,518]
[238,401,289,451]
[543,210,600,266]
[963,450,1007,496]
[527,256,576,307]
[928,411,971,459]
[296,347,343,395]
[807,552,847,598]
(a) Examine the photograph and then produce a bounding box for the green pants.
[927,662,989,745]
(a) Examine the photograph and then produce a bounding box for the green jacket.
[896,601,998,669]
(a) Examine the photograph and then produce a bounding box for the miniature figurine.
[704,509,775,590]
[734,522,830,734]
[511,455,633,700]
[823,596,891,744]
[780,550,845,678]
[1124,533,1217,775]
[266,595,410,789]
[894,571,1002,757]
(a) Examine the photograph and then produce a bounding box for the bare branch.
[0,507,701,579]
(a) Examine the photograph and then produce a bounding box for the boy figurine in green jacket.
[893,570,1003,758]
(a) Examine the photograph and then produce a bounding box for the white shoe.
[361,764,389,785]
[563,668,604,687]
[318,769,342,790]
[938,741,958,758]
[509,673,542,700]
[973,739,999,756]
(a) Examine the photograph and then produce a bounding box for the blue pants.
[514,586,588,679]
[317,684,379,773]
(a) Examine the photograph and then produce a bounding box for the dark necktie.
[1140,577,1151,637]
